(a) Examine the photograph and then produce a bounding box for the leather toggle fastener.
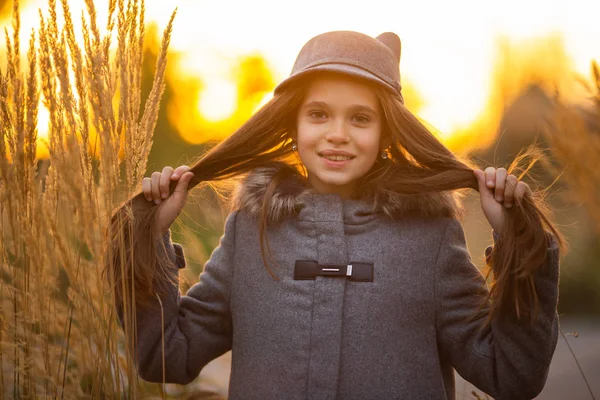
[294,260,374,282]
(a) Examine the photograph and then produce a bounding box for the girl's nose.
[325,119,350,144]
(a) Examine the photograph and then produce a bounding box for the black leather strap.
[294,260,374,282]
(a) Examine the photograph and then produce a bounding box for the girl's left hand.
[473,167,532,235]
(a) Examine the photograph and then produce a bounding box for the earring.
[381,149,389,159]
[291,142,297,151]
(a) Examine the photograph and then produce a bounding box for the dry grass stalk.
[0,0,176,397]
[544,62,600,232]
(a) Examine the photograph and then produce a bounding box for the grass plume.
[544,62,600,232]
[0,0,176,396]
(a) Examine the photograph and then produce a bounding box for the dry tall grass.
[0,0,178,397]
[544,61,600,233]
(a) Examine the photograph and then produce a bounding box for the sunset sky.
[148,0,598,131]
[2,0,599,153]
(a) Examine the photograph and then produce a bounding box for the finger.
[151,172,161,203]
[504,175,518,208]
[515,181,532,204]
[473,169,484,187]
[473,169,494,201]
[141,177,152,201]
[160,166,174,199]
[170,172,194,206]
[172,165,191,180]
[174,171,194,195]
[494,168,507,202]
[484,167,496,188]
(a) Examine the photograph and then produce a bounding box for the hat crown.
[280,31,402,95]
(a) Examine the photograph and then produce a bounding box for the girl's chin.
[308,173,358,194]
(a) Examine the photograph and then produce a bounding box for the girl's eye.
[309,111,327,120]
[352,115,370,124]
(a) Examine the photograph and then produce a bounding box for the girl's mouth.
[319,154,355,167]
[322,155,353,161]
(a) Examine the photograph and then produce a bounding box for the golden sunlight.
[155,0,598,151]
[36,103,50,159]
[2,0,598,155]
[197,79,237,122]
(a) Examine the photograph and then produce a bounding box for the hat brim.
[274,64,402,100]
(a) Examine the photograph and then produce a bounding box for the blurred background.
[1,0,598,398]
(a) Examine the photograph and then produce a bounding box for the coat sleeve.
[119,211,238,384]
[434,218,560,400]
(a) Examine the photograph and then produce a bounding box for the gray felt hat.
[275,31,403,102]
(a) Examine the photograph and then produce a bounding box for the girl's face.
[296,74,385,198]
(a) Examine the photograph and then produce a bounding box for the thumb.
[473,169,493,200]
[172,171,194,199]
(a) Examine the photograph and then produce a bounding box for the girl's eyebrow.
[348,104,378,116]
[302,101,328,110]
[301,101,378,115]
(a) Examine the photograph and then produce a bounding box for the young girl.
[109,31,563,399]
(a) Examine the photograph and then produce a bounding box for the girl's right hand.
[141,165,194,236]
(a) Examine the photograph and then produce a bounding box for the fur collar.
[232,163,465,222]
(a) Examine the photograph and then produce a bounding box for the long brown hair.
[365,90,565,322]
[105,74,565,325]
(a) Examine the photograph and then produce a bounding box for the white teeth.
[323,155,351,161]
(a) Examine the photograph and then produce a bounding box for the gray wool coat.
[125,164,560,400]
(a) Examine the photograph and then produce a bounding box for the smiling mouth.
[321,155,354,161]
[318,152,356,161]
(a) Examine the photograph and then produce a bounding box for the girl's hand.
[141,165,194,236]
[473,167,532,235]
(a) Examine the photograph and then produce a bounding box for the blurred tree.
[234,54,274,106]
[168,52,277,144]
[475,84,558,187]
[473,35,573,173]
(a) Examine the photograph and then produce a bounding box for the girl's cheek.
[299,128,322,145]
